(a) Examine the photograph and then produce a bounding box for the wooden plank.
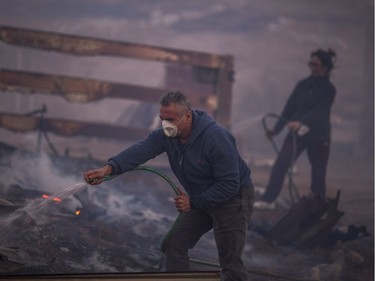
[0,69,215,110]
[213,56,234,129]
[0,113,149,142]
[0,25,228,69]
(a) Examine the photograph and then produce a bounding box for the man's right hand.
[84,164,113,185]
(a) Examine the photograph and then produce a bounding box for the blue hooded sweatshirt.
[108,110,253,212]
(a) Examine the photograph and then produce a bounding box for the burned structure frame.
[0,25,235,150]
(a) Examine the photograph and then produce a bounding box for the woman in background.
[255,49,337,209]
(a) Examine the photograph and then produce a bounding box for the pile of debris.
[248,192,371,281]
[0,144,373,281]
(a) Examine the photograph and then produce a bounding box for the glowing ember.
[41,194,62,202]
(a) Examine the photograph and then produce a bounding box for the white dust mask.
[161,116,185,138]
[162,120,178,137]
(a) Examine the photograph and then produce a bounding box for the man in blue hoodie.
[84,91,254,281]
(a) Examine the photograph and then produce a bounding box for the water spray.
[0,165,179,241]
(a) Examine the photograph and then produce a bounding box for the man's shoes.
[254,200,276,210]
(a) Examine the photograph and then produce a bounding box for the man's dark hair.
[160,91,192,112]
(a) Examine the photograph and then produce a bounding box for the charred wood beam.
[214,57,234,129]
[0,112,149,142]
[0,25,231,69]
[0,69,216,110]
[0,25,233,128]
[264,191,344,248]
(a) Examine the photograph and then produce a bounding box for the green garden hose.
[261,113,300,204]
[103,165,180,195]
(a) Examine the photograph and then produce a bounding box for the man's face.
[308,55,328,77]
[159,104,191,137]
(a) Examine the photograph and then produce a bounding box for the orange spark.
[41,194,62,202]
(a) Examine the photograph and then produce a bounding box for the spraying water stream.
[0,181,87,241]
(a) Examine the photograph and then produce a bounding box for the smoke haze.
[0,0,373,276]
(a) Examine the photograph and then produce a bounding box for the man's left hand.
[174,188,191,212]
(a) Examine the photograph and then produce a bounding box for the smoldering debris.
[0,144,373,281]
[0,149,182,274]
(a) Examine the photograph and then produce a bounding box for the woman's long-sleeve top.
[274,75,336,140]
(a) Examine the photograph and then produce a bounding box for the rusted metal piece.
[0,25,230,69]
[0,69,216,109]
[0,112,149,141]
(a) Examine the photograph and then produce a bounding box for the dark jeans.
[261,133,330,202]
[161,187,254,281]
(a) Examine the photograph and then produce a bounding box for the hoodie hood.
[189,110,216,142]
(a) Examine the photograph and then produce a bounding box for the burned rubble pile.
[261,191,370,248]
[0,143,373,281]
[0,145,193,275]
[247,193,373,281]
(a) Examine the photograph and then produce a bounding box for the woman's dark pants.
[261,133,330,202]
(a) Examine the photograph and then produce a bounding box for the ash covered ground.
[0,144,373,281]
